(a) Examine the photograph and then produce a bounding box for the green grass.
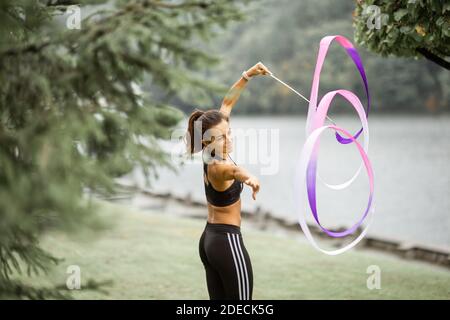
[16,201,450,299]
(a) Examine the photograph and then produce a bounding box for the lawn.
[16,201,450,299]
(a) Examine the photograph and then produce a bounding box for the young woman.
[185,62,271,300]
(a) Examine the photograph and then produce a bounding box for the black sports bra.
[203,157,244,207]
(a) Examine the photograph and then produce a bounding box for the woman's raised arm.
[220,62,271,118]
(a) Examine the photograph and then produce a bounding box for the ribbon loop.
[272,35,375,255]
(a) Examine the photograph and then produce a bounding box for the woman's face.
[204,119,233,155]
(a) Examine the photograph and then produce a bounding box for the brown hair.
[186,108,229,155]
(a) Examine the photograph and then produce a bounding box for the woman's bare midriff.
[207,198,241,227]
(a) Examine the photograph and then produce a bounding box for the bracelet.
[242,70,251,81]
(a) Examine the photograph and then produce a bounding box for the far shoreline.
[99,182,450,270]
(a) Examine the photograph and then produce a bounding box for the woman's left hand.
[244,175,260,200]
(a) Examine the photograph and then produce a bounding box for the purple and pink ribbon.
[292,35,375,254]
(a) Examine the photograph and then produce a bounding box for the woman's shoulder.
[206,159,235,178]
[207,159,234,169]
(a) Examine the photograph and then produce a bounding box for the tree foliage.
[354,0,450,70]
[192,0,449,115]
[0,0,250,298]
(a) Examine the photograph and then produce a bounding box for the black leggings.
[199,222,253,300]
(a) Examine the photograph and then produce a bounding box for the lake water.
[120,114,450,248]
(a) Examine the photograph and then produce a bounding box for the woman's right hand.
[246,62,271,78]
[244,175,260,200]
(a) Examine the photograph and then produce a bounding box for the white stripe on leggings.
[234,233,249,300]
[227,233,242,300]
[231,233,246,300]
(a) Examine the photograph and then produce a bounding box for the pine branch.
[0,41,52,57]
[0,0,250,299]
[147,0,211,9]
[4,8,33,32]
[45,0,79,6]
[0,0,228,58]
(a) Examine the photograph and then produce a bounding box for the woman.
[185,62,271,300]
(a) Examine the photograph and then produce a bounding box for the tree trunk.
[416,48,450,71]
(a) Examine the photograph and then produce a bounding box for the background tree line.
[172,0,449,115]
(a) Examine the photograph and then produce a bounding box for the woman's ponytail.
[186,109,205,155]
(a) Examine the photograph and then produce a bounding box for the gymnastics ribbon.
[270,35,375,255]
